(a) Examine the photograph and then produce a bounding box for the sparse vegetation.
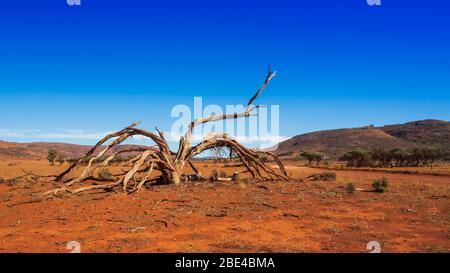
[346,182,356,194]
[300,151,324,166]
[46,149,58,165]
[340,149,372,167]
[308,172,336,181]
[276,120,450,166]
[98,168,113,180]
[372,177,390,193]
[0,158,449,253]
[66,158,77,164]
[56,154,66,166]
[340,147,442,168]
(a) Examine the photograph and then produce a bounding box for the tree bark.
[41,66,288,198]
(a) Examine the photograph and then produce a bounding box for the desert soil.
[0,160,449,253]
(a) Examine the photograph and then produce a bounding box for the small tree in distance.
[47,149,58,165]
[300,151,324,166]
[56,154,66,166]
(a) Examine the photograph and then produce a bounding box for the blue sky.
[0,0,449,147]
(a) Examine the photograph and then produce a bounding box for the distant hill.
[1,119,449,160]
[275,119,450,159]
[0,141,150,160]
[380,120,450,149]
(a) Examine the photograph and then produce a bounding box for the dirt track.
[0,160,449,253]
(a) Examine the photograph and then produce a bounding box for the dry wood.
[41,67,288,198]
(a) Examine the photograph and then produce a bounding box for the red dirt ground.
[0,160,449,253]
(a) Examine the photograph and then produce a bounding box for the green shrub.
[301,151,325,166]
[346,182,356,194]
[372,177,389,193]
[340,149,372,167]
[47,149,58,165]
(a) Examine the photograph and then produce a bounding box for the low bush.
[372,177,389,193]
[346,182,356,194]
[310,172,336,181]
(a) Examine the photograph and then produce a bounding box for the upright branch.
[175,66,277,165]
[186,66,276,142]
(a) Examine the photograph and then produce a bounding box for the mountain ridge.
[1,119,449,160]
[274,119,450,158]
[0,141,150,160]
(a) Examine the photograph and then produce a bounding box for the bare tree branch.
[40,67,288,199]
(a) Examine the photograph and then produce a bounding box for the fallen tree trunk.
[41,66,288,198]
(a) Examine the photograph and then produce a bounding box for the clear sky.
[1,0,449,147]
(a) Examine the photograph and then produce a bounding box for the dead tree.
[42,67,288,197]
